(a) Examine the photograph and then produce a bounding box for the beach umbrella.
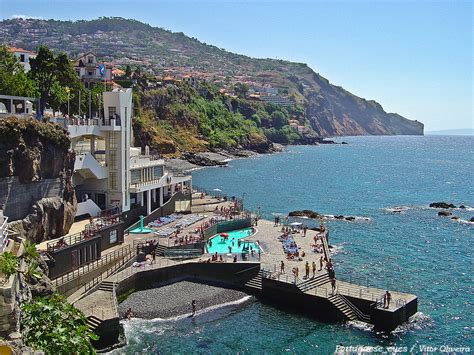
[220,233,229,237]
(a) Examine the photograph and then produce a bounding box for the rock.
[288,210,320,219]
[430,202,456,209]
[470,217,474,222]
[341,141,349,145]
[345,216,356,221]
[451,216,460,220]
[182,152,228,167]
[29,274,56,297]
[438,211,452,217]
[459,205,466,209]
[334,215,344,220]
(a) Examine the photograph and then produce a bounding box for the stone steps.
[244,271,263,290]
[87,315,102,331]
[328,294,358,321]
[297,273,331,292]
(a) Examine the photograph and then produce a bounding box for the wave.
[122,295,254,324]
[382,206,411,213]
[457,218,474,225]
[345,320,374,332]
[392,312,434,334]
[323,214,372,222]
[330,244,344,255]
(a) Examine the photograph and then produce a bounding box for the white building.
[7,47,36,72]
[60,88,192,220]
[74,52,113,85]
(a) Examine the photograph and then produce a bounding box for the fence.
[193,185,244,211]
[52,244,133,287]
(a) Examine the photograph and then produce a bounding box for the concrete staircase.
[328,293,358,321]
[155,244,168,256]
[87,315,102,331]
[244,271,263,291]
[297,272,331,293]
[98,281,116,292]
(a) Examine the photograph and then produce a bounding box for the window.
[108,106,116,120]
[88,71,93,76]
[110,172,117,190]
[20,54,25,62]
[110,230,118,244]
[153,166,163,178]
[88,56,94,64]
[131,169,141,183]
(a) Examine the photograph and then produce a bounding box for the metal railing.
[52,244,133,287]
[337,293,371,322]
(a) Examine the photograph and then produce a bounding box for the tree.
[234,82,249,98]
[29,45,83,116]
[21,293,98,354]
[0,45,37,97]
[125,65,132,78]
[271,110,288,129]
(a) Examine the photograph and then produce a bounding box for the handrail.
[52,244,132,286]
[234,265,260,275]
[337,293,371,322]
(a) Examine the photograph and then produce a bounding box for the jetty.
[52,188,417,350]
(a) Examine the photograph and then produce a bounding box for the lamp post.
[65,87,70,116]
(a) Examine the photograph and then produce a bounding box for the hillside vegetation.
[0,17,424,137]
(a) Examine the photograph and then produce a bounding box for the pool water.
[206,228,259,254]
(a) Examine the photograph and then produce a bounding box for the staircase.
[328,293,358,321]
[87,315,102,331]
[98,280,116,292]
[74,152,108,180]
[244,271,263,291]
[328,293,371,323]
[297,272,331,292]
[155,244,168,256]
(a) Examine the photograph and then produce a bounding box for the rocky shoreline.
[118,280,250,319]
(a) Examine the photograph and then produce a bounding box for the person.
[331,278,336,294]
[312,261,316,278]
[125,308,133,319]
[191,300,196,316]
[303,226,307,237]
[233,255,237,262]
[219,255,223,262]
[228,246,232,254]
[305,261,310,279]
[280,260,285,273]
[295,266,299,279]
[152,249,156,264]
[384,290,392,309]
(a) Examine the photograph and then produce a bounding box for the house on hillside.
[73,52,112,85]
[7,46,36,72]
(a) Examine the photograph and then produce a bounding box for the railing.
[337,293,371,322]
[0,214,9,253]
[52,244,133,287]
[234,265,260,275]
[163,249,202,258]
[193,185,244,210]
[47,211,122,253]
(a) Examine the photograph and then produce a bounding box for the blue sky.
[1,0,472,131]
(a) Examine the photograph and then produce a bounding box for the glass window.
[110,230,118,244]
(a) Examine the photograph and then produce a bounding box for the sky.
[0,0,472,131]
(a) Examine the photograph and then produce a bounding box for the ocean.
[116,136,473,353]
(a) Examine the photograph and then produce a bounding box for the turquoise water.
[206,228,258,254]
[117,136,473,353]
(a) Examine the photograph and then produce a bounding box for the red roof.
[7,46,36,55]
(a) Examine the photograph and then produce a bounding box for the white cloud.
[12,14,44,20]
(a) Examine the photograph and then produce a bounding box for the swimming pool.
[206,227,259,254]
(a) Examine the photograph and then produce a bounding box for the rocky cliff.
[0,117,76,243]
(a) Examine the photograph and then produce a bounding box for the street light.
[65,87,70,116]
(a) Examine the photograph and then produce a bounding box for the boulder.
[334,215,344,220]
[470,217,474,222]
[451,216,460,220]
[430,202,456,209]
[438,211,452,217]
[345,216,356,221]
[288,210,320,219]
[459,205,466,209]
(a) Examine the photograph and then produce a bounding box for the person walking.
[319,256,324,271]
[312,261,316,278]
[384,290,392,309]
[191,300,196,316]
[331,278,336,294]
[280,260,285,273]
[305,261,310,279]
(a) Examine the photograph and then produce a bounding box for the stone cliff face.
[0,117,76,243]
[297,71,424,137]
